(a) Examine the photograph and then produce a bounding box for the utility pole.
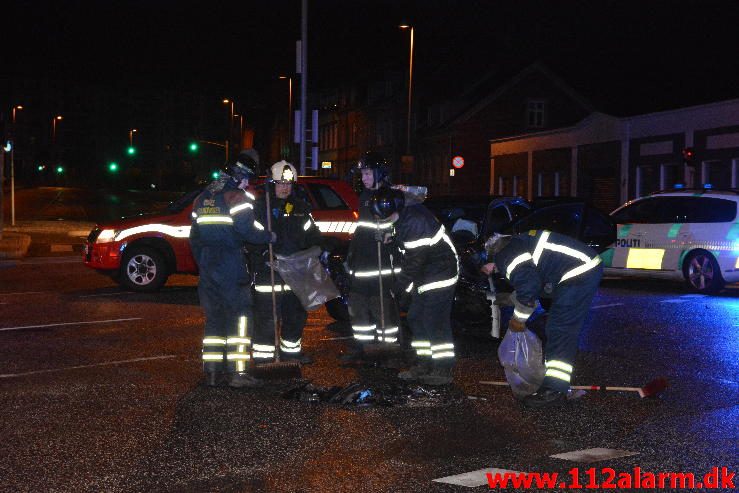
[299,0,308,175]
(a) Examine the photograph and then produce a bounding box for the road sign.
[452,155,465,169]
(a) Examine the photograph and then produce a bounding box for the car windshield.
[166,188,203,213]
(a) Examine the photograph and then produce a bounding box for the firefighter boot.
[397,360,432,381]
[227,372,264,389]
[204,371,220,387]
[522,387,567,408]
[419,366,454,386]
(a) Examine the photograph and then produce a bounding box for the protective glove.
[319,250,330,264]
[508,317,526,333]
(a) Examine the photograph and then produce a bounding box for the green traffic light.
[56,166,64,174]
[211,171,220,179]
[189,142,199,152]
[108,162,118,172]
[37,165,45,171]
[127,146,136,155]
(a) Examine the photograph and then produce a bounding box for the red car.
[83,177,359,292]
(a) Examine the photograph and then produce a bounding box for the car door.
[608,197,677,270]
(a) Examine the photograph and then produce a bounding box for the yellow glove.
[508,317,526,333]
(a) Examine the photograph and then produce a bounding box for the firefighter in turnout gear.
[189,149,276,388]
[482,230,603,408]
[342,152,401,363]
[371,188,459,386]
[249,161,326,365]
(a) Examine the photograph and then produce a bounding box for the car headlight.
[96,229,117,243]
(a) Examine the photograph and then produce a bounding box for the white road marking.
[79,291,136,298]
[0,291,48,296]
[0,355,178,379]
[591,303,624,309]
[550,448,639,462]
[661,299,689,303]
[0,317,142,332]
[20,256,80,265]
[433,468,524,487]
[680,294,707,298]
[320,336,354,341]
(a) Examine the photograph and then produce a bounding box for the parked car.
[83,177,359,294]
[442,196,616,339]
[602,188,739,293]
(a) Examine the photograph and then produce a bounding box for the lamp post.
[129,128,137,146]
[223,99,234,162]
[279,75,293,160]
[399,24,414,157]
[233,114,244,149]
[9,105,23,226]
[52,115,63,144]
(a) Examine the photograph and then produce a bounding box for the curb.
[5,220,96,236]
[0,232,32,259]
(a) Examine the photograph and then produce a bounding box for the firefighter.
[189,149,276,388]
[249,160,327,365]
[341,152,401,363]
[370,187,459,385]
[481,230,603,408]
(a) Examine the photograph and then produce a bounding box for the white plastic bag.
[272,246,340,311]
[497,328,545,399]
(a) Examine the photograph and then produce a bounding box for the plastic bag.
[272,246,341,311]
[391,184,427,205]
[497,327,545,399]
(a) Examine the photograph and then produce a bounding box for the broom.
[479,377,668,398]
[252,181,301,377]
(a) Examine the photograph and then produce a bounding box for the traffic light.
[682,147,695,164]
[108,162,119,173]
[211,170,220,179]
[189,142,199,152]
[55,166,64,174]
[127,146,136,155]
[37,165,46,172]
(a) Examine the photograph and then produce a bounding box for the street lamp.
[9,105,24,225]
[233,113,244,148]
[399,24,415,157]
[52,115,63,144]
[223,99,234,161]
[279,75,293,160]
[12,105,23,125]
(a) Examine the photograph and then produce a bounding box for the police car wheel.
[683,250,724,294]
[120,247,169,292]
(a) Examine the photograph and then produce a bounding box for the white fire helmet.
[271,160,298,184]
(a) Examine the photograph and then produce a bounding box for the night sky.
[5,1,738,100]
[2,0,739,176]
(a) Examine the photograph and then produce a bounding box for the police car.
[603,188,739,293]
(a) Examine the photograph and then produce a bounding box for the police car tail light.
[96,229,117,243]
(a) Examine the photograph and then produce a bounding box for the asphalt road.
[1,252,737,492]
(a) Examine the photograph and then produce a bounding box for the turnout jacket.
[189,184,272,256]
[495,229,602,322]
[346,187,398,278]
[247,189,326,284]
[393,203,459,296]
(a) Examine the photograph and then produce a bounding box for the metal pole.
[10,147,15,226]
[406,26,414,156]
[299,0,308,175]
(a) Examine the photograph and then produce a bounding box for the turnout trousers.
[197,247,253,374]
[542,264,603,392]
[406,284,456,367]
[348,278,400,345]
[252,276,308,360]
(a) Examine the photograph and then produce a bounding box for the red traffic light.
[682,147,695,161]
